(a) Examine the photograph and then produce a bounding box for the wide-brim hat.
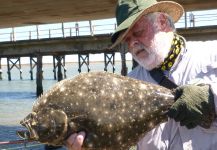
[111,0,184,49]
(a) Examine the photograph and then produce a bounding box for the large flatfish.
[17,71,174,149]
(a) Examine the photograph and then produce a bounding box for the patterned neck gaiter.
[160,34,184,71]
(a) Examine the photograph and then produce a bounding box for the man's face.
[124,15,169,70]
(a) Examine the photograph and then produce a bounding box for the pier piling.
[30,56,37,80]
[78,54,90,73]
[36,55,43,97]
[104,52,115,73]
[53,55,66,81]
[120,45,128,76]
[57,56,63,81]
[6,57,23,80]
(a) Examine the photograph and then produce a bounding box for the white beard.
[132,32,172,70]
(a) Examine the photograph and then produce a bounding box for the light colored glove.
[167,84,216,129]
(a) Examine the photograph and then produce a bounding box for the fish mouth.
[17,130,31,139]
[17,119,38,140]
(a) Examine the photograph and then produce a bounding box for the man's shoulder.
[185,43,217,58]
[128,65,146,78]
[127,66,154,82]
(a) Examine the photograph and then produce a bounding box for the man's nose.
[128,39,139,52]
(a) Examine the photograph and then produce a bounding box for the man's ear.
[157,13,171,32]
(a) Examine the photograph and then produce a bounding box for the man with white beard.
[66,0,217,149]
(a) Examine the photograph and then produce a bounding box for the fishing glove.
[167,84,216,129]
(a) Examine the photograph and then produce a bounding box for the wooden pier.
[0,34,126,96]
[1,25,217,96]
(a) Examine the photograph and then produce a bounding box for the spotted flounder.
[17,71,174,149]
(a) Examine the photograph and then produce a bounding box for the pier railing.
[0,10,217,42]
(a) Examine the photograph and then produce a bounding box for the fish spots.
[138,114,144,119]
[148,121,154,129]
[139,94,143,99]
[128,91,133,95]
[21,71,174,148]
[87,143,93,148]
[60,87,65,92]
[112,78,119,85]
[101,90,105,95]
[140,84,147,89]
[78,92,83,96]
[118,92,123,97]
[107,124,112,129]
[82,86,86,90]
[116,135,122,141]
[85,79,90,83]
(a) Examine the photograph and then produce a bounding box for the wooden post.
[0,58,2,80]
[70,28,72,37]
[104,52,115,73]
[29,31,32,40]
[30,56,37,80]
[119,44,128,76]
[62,56,67,79]
[6,57,22,80]
[36,25,39,39]
[75,22,79,36]
[89,20,93,36]
[57,56,63,81]
[30,56,33,80]
[36,55,43,97]
[12,27,15,41]
[53,56,57,80]
[62,23,65,38]
[78,54,90,73]
[49,29,51,38]
[7,58,11,81]
[18,58,23,80]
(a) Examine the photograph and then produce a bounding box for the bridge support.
[53,55,67,81]
[104,52,115,73]
[78,54,90,73]
[0,58,2,80]
[29,56,37,80]
[6,57,23,80]
[119,45,128,76]
[36,55,43,97]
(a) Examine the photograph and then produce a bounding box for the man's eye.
[133,30,144,37]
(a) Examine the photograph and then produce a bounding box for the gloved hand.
[167,84,216,129]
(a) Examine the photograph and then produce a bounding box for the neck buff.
[160,34,184,71]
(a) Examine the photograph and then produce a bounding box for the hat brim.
[111,1,184,49]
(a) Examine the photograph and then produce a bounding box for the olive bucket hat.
[111,0,184,48]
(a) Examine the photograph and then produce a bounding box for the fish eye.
[39,123,49,131]
[36,123,51,136]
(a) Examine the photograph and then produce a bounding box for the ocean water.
[0,61,132,150]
